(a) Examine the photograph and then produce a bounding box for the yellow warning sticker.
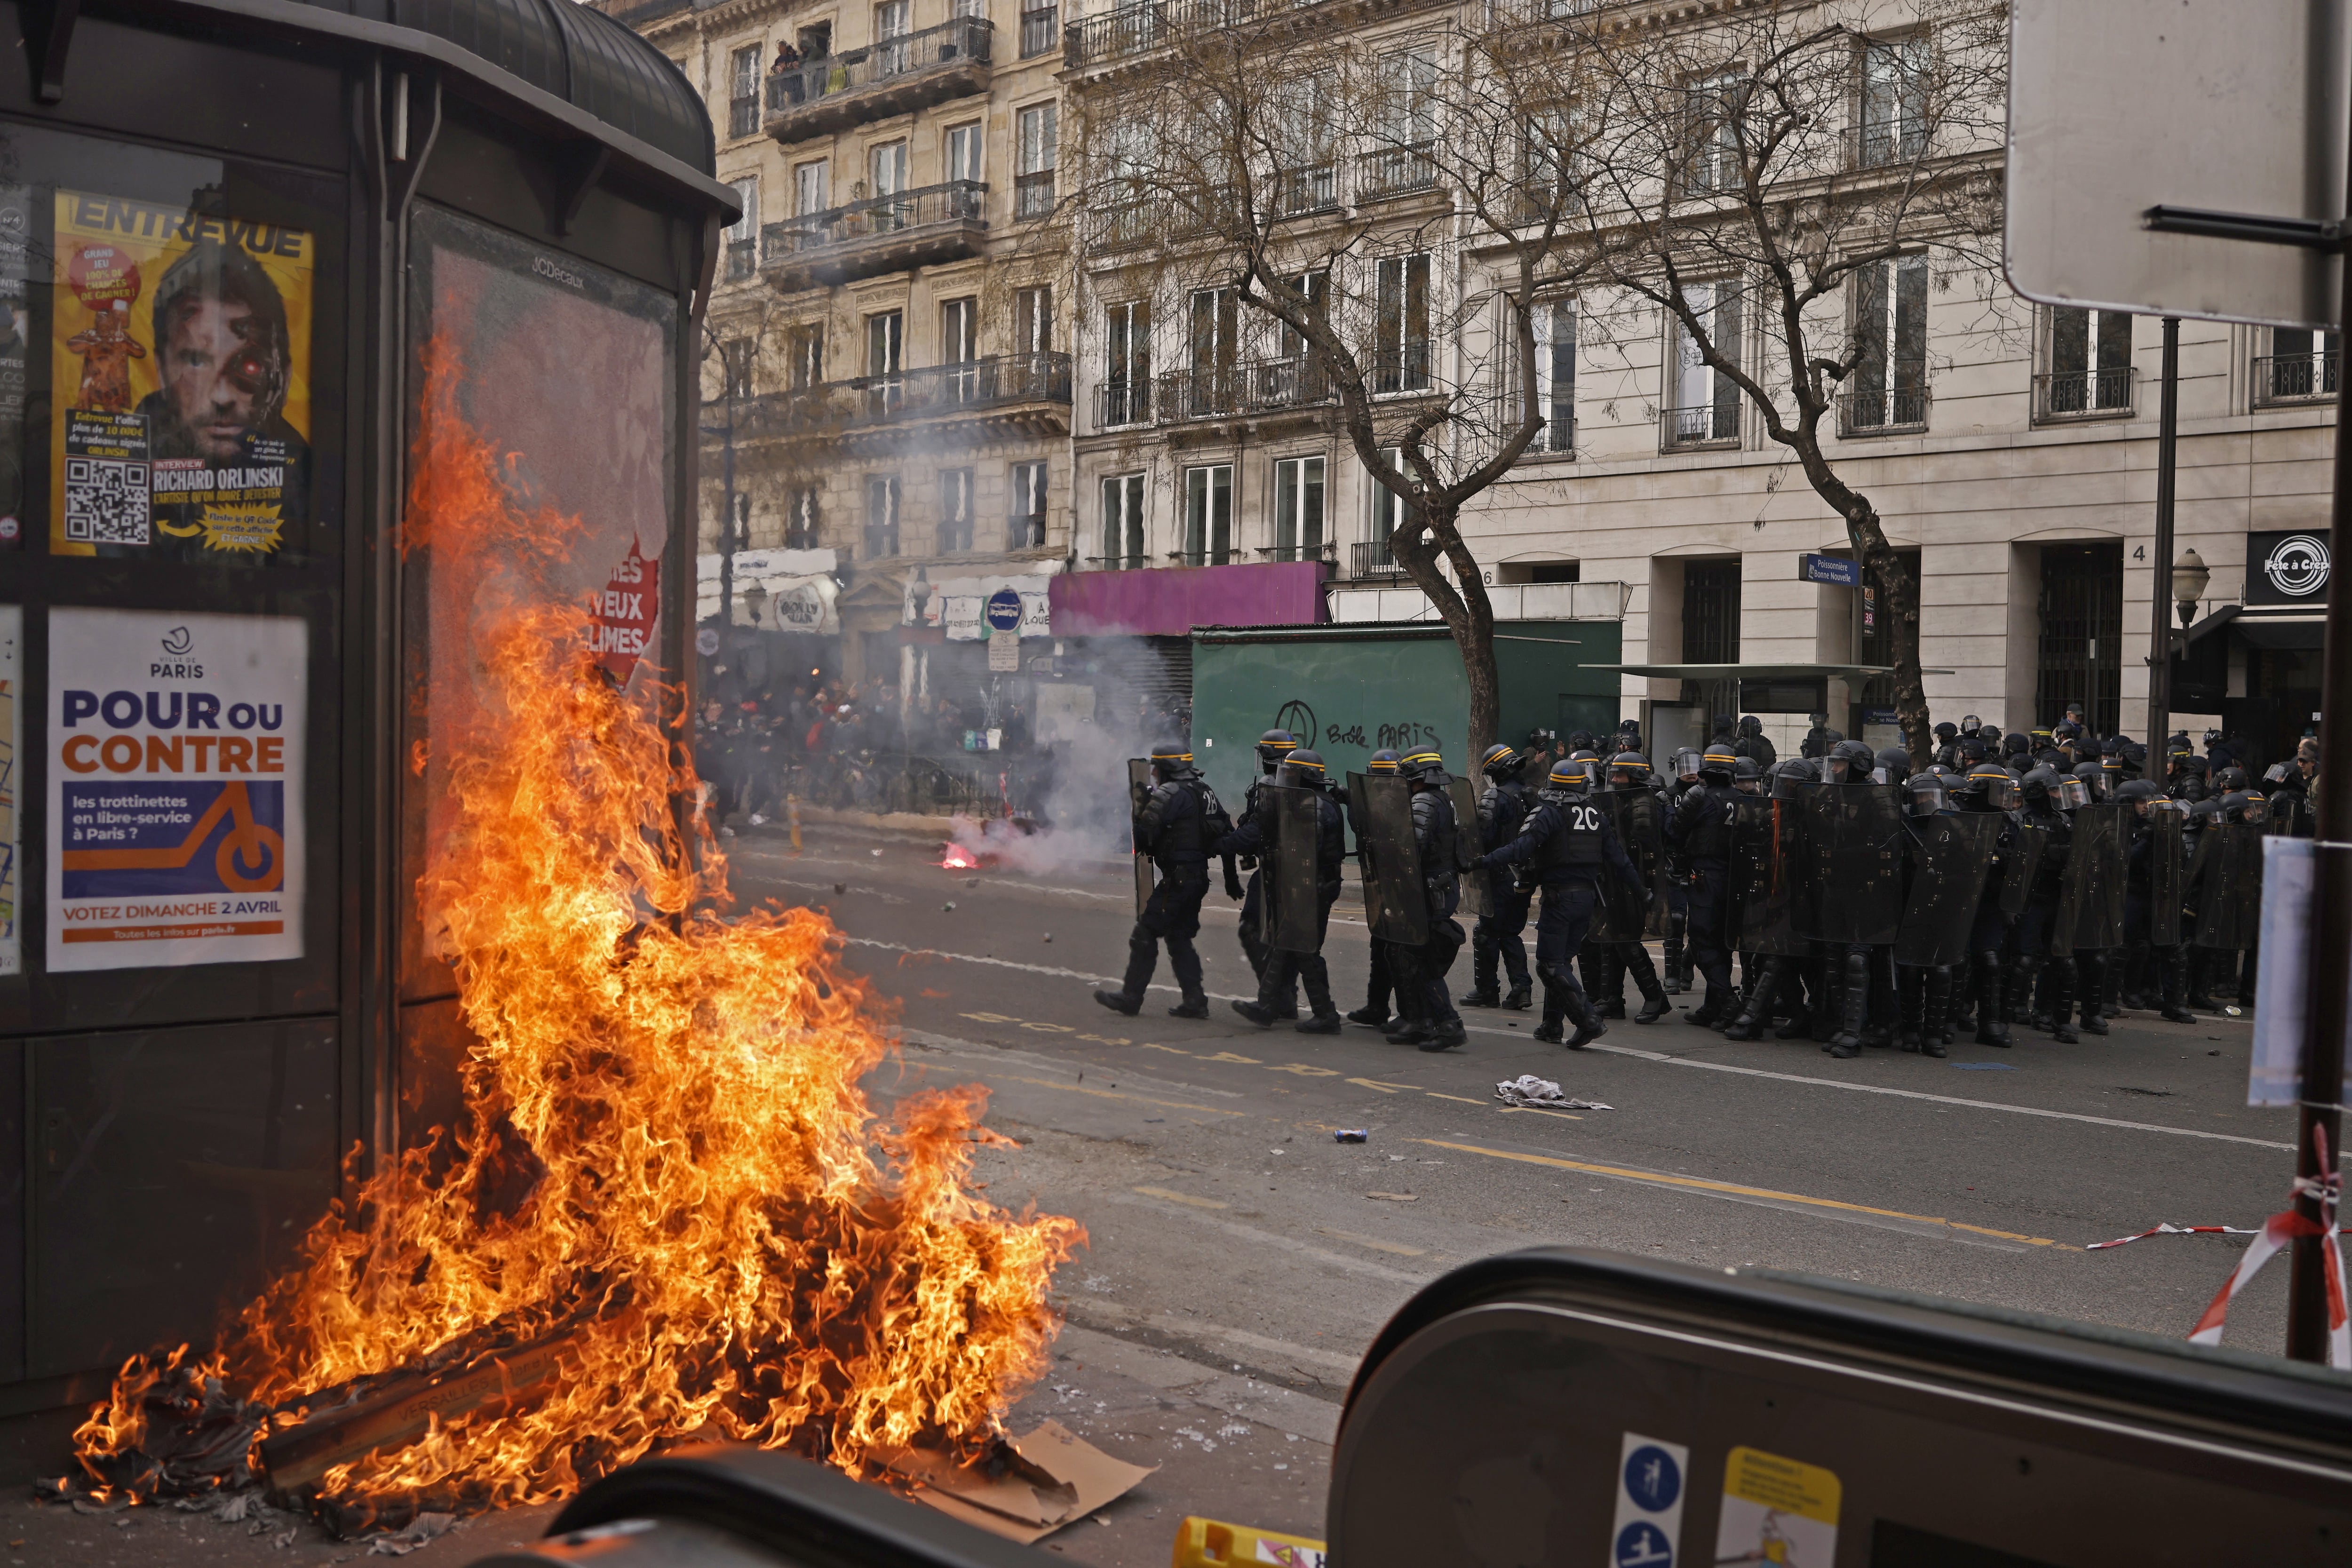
[1712,1446,1840,1566]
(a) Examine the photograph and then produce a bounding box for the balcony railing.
[763,18,991,131]
[1838,379,1931,435]
[1090,198,1159,251]
[1350,538,1407,578]
[1178,547,1239,566]
[611,0,690,26]
[1846,121,1928,171]
[1274,162,1338,215]
[2034,365,2137,421]
[1014,169,1056,220]
[1096,380,1152,427]
[761,180,986,279]
[1156,357,1330,421]
[1065,0,1261,69]
[1661,399,1740,448]
[2253,351,2339,406]
[842,352,1073,422]
[1357,142,1439,200]
[1018,2,1058,55]
[724,238,755,280]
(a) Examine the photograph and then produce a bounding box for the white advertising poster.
[48,608,304,971]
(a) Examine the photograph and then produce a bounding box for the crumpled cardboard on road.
[882,1419,1155,1542]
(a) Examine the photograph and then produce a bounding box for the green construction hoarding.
[1189,620,1624,807]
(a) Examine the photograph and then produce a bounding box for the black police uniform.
[1345,759,1402,1027]
[1098,768,1217,1017]
[1234,769,1302,1017]
[1667,772,1744,1021]
[1482,785,1645,1045]
[1388,781,1469,1048]
[1465,769,1537,1008]
[2010,783,2090,1043]
[1219,787,1347,1029]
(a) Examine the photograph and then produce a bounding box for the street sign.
[1798,553,1860,587]
[2007,0,2350,329]
[988,629,1019,671]
[984,588,1024,633]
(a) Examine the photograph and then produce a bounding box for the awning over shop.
[1591,662,1902,682]
[2236,613,2326,650]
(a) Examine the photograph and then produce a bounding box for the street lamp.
[741,580,769,629]
[2175,548,2210,628]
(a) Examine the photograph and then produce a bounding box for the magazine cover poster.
[48,608,305,972]
[48,191,313,559]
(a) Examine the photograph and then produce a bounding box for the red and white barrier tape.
[2090,1126,2350,1369]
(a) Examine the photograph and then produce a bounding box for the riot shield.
[1264,785,1324,955]
[2051,802,2125,953]
[1893,812,2001,968]
[1347,772,1383,934]
[2191,822,2265,950]
[2269,793,2311,839]
[1355,773,1427,946]
[1588,790,1663,942]
[2146,806,2186,948]
[1127,758,1155,915]
[1999,821,2049,917]
[1789,782,1907,946]
[1728,797,1805,957]
[1446,775,1486,923]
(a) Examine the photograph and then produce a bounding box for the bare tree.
[1538,0,2008,762]
[1058,1,1612,755]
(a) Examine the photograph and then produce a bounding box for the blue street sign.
[1799,552,1862,588]
[984,588,1025,633]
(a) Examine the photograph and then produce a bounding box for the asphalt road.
[6,815,2302,1568]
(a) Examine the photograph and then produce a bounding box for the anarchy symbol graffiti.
[1274,699,1319,748]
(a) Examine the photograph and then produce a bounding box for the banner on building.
[48,608,305,971]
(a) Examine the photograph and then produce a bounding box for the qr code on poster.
[64,457,151,544]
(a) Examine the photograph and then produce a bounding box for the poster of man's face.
[151,243,289,464]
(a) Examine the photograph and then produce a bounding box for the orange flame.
[939,845,979,870]
[72,336,1082,1522]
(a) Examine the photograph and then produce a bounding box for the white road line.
[849,938,2292,1152]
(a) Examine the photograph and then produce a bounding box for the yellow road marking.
[1140,1043,1192,1054]
[1423,1092,1486,1106]
[995,1074,1246,1117]
[1347,1077,1419,1093]
[1418,1140,2060,1247]
[1201,1051,1264,1064]
[1316,1228,1427,1257]
[1134,1186,1230,1210]
[1268,1062,1342,1076]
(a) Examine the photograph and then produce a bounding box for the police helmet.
[2020,764,2062,803]
[1958,737,1987,764]
[1960,715,1982,736]
[1480,742,1522,780]
[1825,738,1875,783]
[2071,760,2107,801]
[1148,740,1197,779]
[2176,772,2208,803]
[2168,731,2194,756]
[1278,748,1327,788]
[1875,746,1911,785]
[1962,764,2020,812]
[1398,748,1448,784]
[1933,722,1958,742]
[2053,774,2092,811]
[2002,732,2031,756]
[1673,747,1705,784]
[1699,746,1739,783]
[2215,765,2249,792]
[1732,756,1764,793]
[1548,756,1598,792]
[1607,751,1653,790]
[2114,778,2161,813]
[2204,729,2225,747]
[1367,748,1402,774]
[1256,728,1298,770]
[2228,789,2270,825]
[1906,773,1948,817]
[1739,714,1764,736]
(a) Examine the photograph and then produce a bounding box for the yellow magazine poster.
[49,191,313,559]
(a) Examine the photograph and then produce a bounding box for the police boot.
[1662,913,1687,995]
[2118,945,2149,1011]
[2047,960,2080,1044]
[1825,948,1868,1059]
[2076,953,2111,1035]
[2160,949,2198,1024]
[1346,1003,1391,1028]
[1420,1016,1469,1051]
[1502,979,1533,1011]
[1951,964,1978,1033]
[1686,984,1728,1028]
[2101,951,2123,1019]
[1626,948,1670,1024]
[2185,948,2220,1011]
[1777,963,1819,1039]
[1093,989,1143,1016]
[1896,965,1927,1053]
[1566,992,1608,1050]
[1859,950,1898,1049]
[1168,989,1211,1019]
[1231,999,1280,1027]
[1974,953,2011,1047]
[1921,967,1953,1059]
[1723,960,1782,1042]
[1461,932,1501,1008]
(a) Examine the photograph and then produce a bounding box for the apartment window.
[866,309,904,415]
[1682,560,1742,665]
[2038,306,2134,419]
[1273,270,1328,362]
[1522,105,1580,214]
[874,0,912,72]
[1184,464,1233,565]
[788,323,825,389]
[940,469,975,553]
[780,488,820,551]
[1848,255,1928,432]
[1511,299,1574,454]
[946,121,983,188]
[1015,103,1058,219]
[794,159,830,215]
[797,22,831,56]
[1273,72,1336,213]
[2260,327,2341,404]
[1014,285,1052,355]
[1104,299,1151,426]
[1858,33,1929,167]
[1667,281,1741,446]
[1188,287,1240,414]
[1377,48,1438,147]
[723,176,759,279]
[1019,0,1057,58]
[1272,456,1325,562]
[728,44,762,139]
[718,338,755,398]
[1009,461,1049,548]
[871,140,910,199]
[864,474,902,559]
[953,0,984,14]
[1374,254,1431,394]
[1357,448,1414,577]
[941,296,980,403]
[1687,75,1744,194]
[1102,472,1145,568]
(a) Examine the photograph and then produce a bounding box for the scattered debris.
[1334,1130,1369,1143]
[1365,1192,1417,1202]
[1042,933,1054,943]
[944,902,957,912]
[871,848,884,857]
[365,1513,453,1556]
[1493,1075,1613,1111]
[834,883,846,894]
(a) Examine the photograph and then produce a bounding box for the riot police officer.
[1814,740,1904,1058]
[1734,715,1778,768]
[1345,749,1406,1029]
[1096,741,1226,1019]
[2013,766,2098,1044]
[1479,754,1647,1047]
[1667,745,1745,1026]
[1581,751,1672,1025]
[1955,762,2022,1046]
[1386,749,1470,1050]
[1224,749,1347,1034]
[2117,779,2198,1024]
[1460,743,1537,1011]
[1661,748,1705,992]
[1231,729,1302,1015]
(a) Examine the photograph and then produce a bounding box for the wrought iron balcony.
[1357,143,1439,200]
[1014,169,1056,220]
[1274,162,1338,215]
[1155,357,1330,422]
[1661,399,1740,449]
[2033,365,2137,421]
[760,180,987,288]
[611,0,690,26]
[1064,0,1259,69]
[1838,377,1931,436]
[763,18,991,142]
[1350,538,1407,578]
[2253,351,2339,406]
[1095,380,1152,428]
[723,238,755,281]
[1846,121,1928,171]
[731,355,1070,445]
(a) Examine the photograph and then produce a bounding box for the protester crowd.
[1094,709,2309,1065]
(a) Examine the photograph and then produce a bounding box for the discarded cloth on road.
[1493,1075,1612,1111]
